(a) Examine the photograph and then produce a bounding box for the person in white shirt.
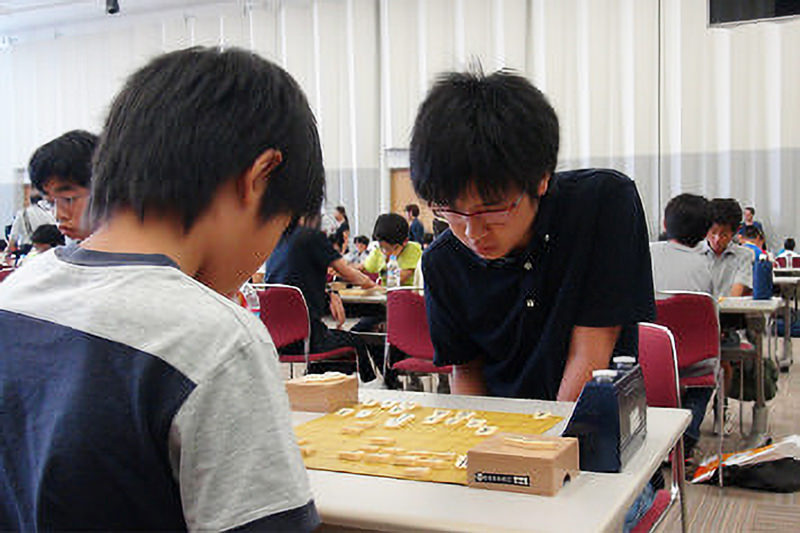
[7,194,56,253]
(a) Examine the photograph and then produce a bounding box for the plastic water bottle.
[753,253,773,300]
[239,282,261,317]
[386,255,401,288]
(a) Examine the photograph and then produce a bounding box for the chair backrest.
[386,287,434,360]
[792,256,800,268]
[257,285,310,350]
[776,256,788,268]
[638,323,681,409]
[654,291,719,369]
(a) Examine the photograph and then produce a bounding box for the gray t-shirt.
[701,240,753,297]
[0,244,318,531]
[650,241,714,295]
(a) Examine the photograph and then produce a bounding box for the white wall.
[0,0,798,245]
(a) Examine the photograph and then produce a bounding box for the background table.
[293,389,690,532]
[718,296,783,445]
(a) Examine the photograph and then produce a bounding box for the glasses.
[432,193,527,226]
[52,193,89,211]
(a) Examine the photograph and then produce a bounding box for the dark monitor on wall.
[710,0,800,26]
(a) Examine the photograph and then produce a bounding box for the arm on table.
[451,357,488,396]
[557,325,622,402]
[330,258,377,289]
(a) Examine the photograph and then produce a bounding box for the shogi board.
[294,402,562,485]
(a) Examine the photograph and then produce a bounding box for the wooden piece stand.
[285,373,358,413]
[467,433,579,496]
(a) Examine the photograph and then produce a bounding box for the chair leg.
[673,436,688,533]
[717,368,725,489]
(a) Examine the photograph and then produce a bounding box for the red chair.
[792,256,800,268]
[775,256,788,268]
[633,323,686,533]
[655,291,724,487]
[0,269,14,283]
[384,287,452,389]
[257,284,356,378]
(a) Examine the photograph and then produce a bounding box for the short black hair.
[663,194,710,247]
[405,204,420,217]
[0,239,6,252]
[741,225,763,241]
[329,231,345,249]
[30,224,65,247]
[708,199,742,233]
[784,238,795,251]
[91,47,324,231]
[410,69,559,206]
[745,206,755,216]
[29,130,97,192]
[372,213,409,245]
[353,235,369,246]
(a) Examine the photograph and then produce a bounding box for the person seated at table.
[359,213,422,287]
[649,193,715,456]
[777,238,799,263]
[702,199,752,297]
[345,235,370,265]
[17,224,65,265]
[265,214,379,382]
[736,206,764,240]
[739,225,766,261]
[0,47,324,531]
[650,194,714,296]
[409,69,654,402]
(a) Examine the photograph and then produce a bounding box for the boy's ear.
[239,148,283,204]
[537,172,551,197]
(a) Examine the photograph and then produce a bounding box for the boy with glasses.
[411,70,654,401]
[28,130,97,242]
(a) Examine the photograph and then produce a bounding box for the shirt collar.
[55,241,180,269]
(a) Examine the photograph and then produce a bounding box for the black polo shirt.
[423,168,655,400]
[264,227,341,329]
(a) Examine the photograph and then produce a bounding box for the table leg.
[745,315,769,446]
[780,288,793,370]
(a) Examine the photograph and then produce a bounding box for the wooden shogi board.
[294,401,562,485]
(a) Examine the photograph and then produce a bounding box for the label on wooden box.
[467,433,579,497]
[285,372,358,413]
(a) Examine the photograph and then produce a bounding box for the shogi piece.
[467,433,579,496]
[285,372,358,412]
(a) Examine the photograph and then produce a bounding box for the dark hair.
[410,69,559,206]
[405,204,420,217]
[745,206,755,216]
[353,235,369,246]
[709,199,742,233]
[30,224,65,247]
[741,225,763,241]
[335,205,348,221]
[372,213,409,245]
[785,238,795,251]
[29,130,97,192]
[663,194,710,247]
[30,193,43,204]
[0,239,6,252]
[422,232,434,246]
[91,47,324,231]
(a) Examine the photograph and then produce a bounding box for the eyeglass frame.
[50,192,89,212]
[430,192,535,226]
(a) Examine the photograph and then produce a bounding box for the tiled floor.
[658,339,800,532]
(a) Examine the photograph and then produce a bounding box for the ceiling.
[0,0,251,36]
